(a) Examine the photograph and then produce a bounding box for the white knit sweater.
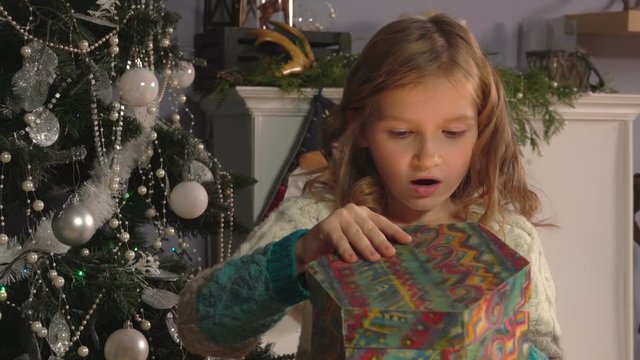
[234,196,563,359]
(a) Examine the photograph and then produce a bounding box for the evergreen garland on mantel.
[212,54,588,153]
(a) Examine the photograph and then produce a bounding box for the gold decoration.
[249,21,315,76]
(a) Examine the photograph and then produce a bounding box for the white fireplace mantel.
[201,87,640,358]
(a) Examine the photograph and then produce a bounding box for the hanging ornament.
[25,107,60,147]
[182,160,214,183]
[165,312,180,344]
[117,67,159,107]
[46,311,71,357]
[12,42,58,111]
[141,287,179,309]
[94,69,114,104]
[104,324,149,360]
[51,196,96,246]
[168,181,208,219]
[171,61,195,89]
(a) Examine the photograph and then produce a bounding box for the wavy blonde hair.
[305,14,539,225]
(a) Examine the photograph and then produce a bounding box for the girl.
[178,14,563,360]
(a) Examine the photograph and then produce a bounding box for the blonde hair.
[305,14,540,225]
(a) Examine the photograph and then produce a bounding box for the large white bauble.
[117,68,159,106]
[52,202,96,246]
[169,181,208,219]
[104,328,149,360]
[172,61,195,89]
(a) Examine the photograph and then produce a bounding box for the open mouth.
[411,178,440,186]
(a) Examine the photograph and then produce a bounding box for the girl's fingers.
[370,212,413,244]
[341,223,381,261]
[356,218,396,258]
[327,228,358,263]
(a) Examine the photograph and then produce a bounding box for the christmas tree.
[0,0,238,358]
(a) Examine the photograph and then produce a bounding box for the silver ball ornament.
[32,200,44,212]
[137,186,148,196]
[26,252,38,264]
[0,151,11,163]
[52,201,96,246]
[164,226,176,237]
[169,181,208,219]
[172,61,195,89]
[37,327,48,338]
[140,320,151,331]
[20,45,32,57]
[152,239,162,249]
[177,94,187,103]
[109,45,120,55]
[124,250,136,261]
[171,113,180,123]
[118,68,159,107]
[52,275,65,288]
[31,321,42,332]
[195,143,205,152]
[155,169,165,178]
[159,37,170,47]
[146,104,158,115]
[144,208,157,219]
[48,269,58,279]
[109,111,119,121]
[104,328,149,360]
[77,345,89,357]
[23,112,35,125]
[0,234,7,245]
[80,248,90,257]
[109,218,120,229]
[118,232,130,242]
[78,40,89,52]
[109,36,119,45]
[0,291,7,302]
[22,180,34,192]
[148,131,157,141]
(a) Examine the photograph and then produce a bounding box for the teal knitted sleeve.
[196,229,309,347]
[530,344,549,360]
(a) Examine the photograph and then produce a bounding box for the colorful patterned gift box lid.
[305,222,531,360]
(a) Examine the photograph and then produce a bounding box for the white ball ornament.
[118,232,130,242]
[26,252,38,264]
[137,186,148,196]
[124,250,136,261]
[0,233,9,245]
[37,328,48,338]
[164,226,176,237]
[52,275,65,288]
[22,180,34,192]
[23,112,35,125]
[0,290,7,302]
[51,201,96,246]
[109,45,120,55]
[172,61,195,89]
[177,94,187,103]
[169,181,208,219]
[20,45,32,57]
[78,40,89,52]
[152,238,162,249]
[155,168,165,178]
[109,36,119,46]
[77,345,89,357]
[104,328,149,360]
[140,320,151,331]
[0,151,11,163]
[80,248,90,257]
[117,68,159,107]
[31,321,43,332]
[146,104,158,115]
[159,37,171,47]
[32,200,44,212]
[145,208,157,219]
[48,270,58,279]
[109,218,120,229]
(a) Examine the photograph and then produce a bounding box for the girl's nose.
[412,151,442,170]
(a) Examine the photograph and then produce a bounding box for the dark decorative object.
[526,50,605,92]
[622,0,640,10]
[194,27,350,90]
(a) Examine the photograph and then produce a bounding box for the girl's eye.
[443,130,465,138]
[389,130,411,138]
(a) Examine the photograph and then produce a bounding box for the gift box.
[305,223,531,360]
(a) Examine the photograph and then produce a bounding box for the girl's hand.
[294,203,412,272]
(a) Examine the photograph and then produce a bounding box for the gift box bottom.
[313,311,529,360]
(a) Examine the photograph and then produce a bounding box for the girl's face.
[360,76,478,225]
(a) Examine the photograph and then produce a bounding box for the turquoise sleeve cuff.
[266,229,310,306]
[529,344,549,360]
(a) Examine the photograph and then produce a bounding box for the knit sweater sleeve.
[176,196,328,358]
[492,215,564,360]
